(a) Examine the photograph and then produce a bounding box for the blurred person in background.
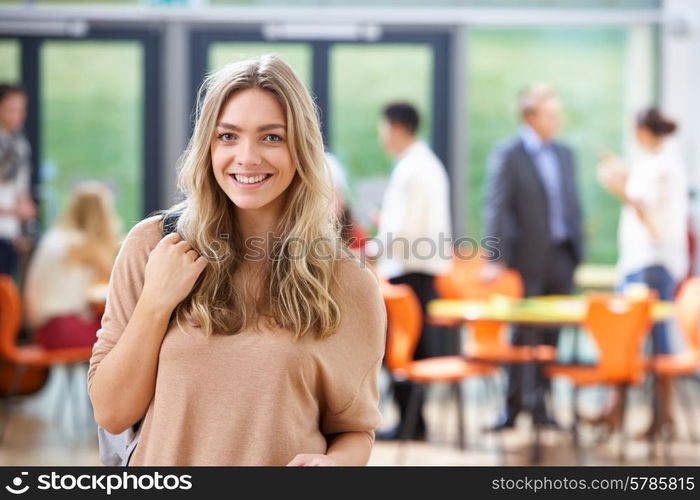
[595,107,688,437]
[24,182,120,350]
[326,151,368,252]
[482,83,584,430]
[0,83,37,277]
[370,102,452,441]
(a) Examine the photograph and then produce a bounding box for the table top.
[428,294,675,326]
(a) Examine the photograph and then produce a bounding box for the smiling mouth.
[229,173,273,186]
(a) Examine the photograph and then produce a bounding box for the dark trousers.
[0,238,18,277]
[389,272,452,433]
[504,241,577,423]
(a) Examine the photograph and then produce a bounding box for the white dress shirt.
[617,141,689,282]
[371,141,452,279]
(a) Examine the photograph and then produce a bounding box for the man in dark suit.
[482,83,584,429]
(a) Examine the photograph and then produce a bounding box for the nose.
[235,139,262,168]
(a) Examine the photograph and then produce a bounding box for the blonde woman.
[88,55,386,466]
[25,182,120,349]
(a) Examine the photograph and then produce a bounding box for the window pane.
[466,28,650,264]
[41,41,143,230]
[208,42,312,88]
[329,44,433,226]
[0,39,20,83]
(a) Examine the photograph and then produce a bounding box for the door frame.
[189,28,452,166]
[1,27,161,221]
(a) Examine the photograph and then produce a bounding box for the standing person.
[370,102,452,440]
[25,182,120,350]
[482,83,585,430]
[0,84,37,277]
[88,55,386,466]
[596,107,688,437]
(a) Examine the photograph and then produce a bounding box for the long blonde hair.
[56,181,120,278]
[167,55,343,339]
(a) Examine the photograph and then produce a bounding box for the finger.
[286,455,304,466]
[185,248,200,261]
[160,232,182,245]
[174,240,193,253]
[194,255,208,270]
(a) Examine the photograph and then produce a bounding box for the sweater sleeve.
[87,216,163,393]
[318,260,387,441]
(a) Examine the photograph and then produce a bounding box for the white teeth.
[233,174,269,184]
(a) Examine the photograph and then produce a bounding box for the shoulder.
[118,215,164,259]
[331,258,386,341]
[40,227,82,250]
[402,144,446,180]
[333,258,383,305]
[489,137,523,165]
[553,140,574,158]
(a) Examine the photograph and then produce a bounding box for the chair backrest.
[675,277,700,355]
[582,294,653,383]
[435,253,524,301]
[380,281,422,377]
[435,254,524,356]
[0,275,22,359]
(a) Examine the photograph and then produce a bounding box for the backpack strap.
[161,209,182,236]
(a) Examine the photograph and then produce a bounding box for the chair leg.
[396,383,423,465]
[485,375,507,465]
[571,385,584,465]
[0,399,10,446]
[70,363,86,437]
[0,363,28,445]
[618,384,629,463]
[676,377,699,444]
[454,381,466,451]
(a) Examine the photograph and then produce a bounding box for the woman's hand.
[286,454,337,467]
[597,157,627,199]
[140,232,208,312]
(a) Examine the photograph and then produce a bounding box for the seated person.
[24,182,120,350]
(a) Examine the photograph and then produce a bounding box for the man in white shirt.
[371,103,452,440]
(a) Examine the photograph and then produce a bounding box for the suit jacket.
[483,137,584,280]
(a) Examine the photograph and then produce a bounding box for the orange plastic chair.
[381,280,496,455]
[648,278,700,442]
[651,278,700,376]
[433,254,556,363]
[545,294,654,461]
[0,275,94,441]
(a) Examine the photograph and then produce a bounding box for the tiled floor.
[1,366,699,466]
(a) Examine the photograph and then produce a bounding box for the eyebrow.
[216,122,286,132]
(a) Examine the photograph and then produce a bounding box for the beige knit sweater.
[87,216,386,466]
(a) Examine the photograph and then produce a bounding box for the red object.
[348,222,369,250]
[0,276,93,369]
[688,217,697,278]
[35,315,100,351]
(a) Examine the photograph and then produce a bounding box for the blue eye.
[264,134,284,142]
[218,132,235,141]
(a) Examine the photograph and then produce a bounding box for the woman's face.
[635,125,660,151]
[211,87,296,214]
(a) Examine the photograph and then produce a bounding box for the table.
[428,295,675,326]
[427,294,675,463]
